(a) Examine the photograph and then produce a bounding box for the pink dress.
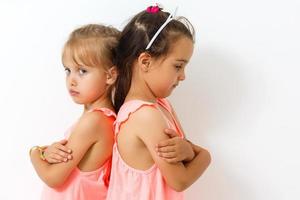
[41,108,116,200]
[107,99,184,200]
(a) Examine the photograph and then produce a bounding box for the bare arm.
[43,139,73,164]
[156,128,195,163]
[30,112,111,188]
[133,106,211,192]
[157,102,210,164]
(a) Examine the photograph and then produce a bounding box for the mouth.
[69,89,79,96]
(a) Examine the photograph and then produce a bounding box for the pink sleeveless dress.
[41,108,116,200]
[106,99,184,200]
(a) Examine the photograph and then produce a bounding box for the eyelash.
[64,68,71,75]
[79,68,87,75]
[175,65,183,71]
[64,67,88,75]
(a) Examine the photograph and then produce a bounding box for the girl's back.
[41,108,115,200]
[108,5,211,199]
[107,99,184,200]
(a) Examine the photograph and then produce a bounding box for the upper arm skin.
[132,106,211,192]
[30,112,111,188]
[131,107,188,191]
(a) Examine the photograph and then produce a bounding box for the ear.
[137,52,151,72]
[106,66,118,85]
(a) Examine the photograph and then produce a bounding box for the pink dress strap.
[89,107,116,118]
[115,99,183,138]
[156,98,184,138]
[114,100,155,134]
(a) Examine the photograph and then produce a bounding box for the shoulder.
[72,111,113,139]
[127,105,169,140]
[131,105,165,127]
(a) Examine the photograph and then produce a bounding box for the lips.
[69,89,79,96]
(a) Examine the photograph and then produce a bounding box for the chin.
[158,93,172,99]
[71,98,84,104]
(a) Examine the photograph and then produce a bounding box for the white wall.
[0,0,299,199]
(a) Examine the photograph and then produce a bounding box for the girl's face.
[145,36,194,98]
[63,57,109,105]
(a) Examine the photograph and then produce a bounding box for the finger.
[47,158,62,164]
[56,143,72,154]
[59,139,68,145]
[156,139,176,148]
[56,149,70,159]
[164,158,180,164]
[164,128,178,138]
[51,153,68,162]
[157,151,176,159]
[156,146,175,153]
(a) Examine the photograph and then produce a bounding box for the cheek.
[85,79,104,92]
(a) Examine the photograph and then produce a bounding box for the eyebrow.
[62,63,82,68]
[175,59,189,63]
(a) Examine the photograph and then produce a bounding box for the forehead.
[62,42,103,69]
[167,37,194,61]
[62,50,84,68]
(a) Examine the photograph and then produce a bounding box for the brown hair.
[114,10,195,111]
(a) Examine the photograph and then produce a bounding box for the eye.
[175,65,183,71]
[64,68,71,75]
[79,68,87,75]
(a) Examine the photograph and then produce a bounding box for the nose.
[67,74,77,87]
[179,70,185,81]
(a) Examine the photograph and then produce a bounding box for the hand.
[156,128,195,163]
[43,139,73,164]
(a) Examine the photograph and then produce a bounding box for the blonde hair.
[62,24,120,70]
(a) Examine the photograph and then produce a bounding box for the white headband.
[145,7,178,50]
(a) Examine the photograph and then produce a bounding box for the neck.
[125,73,157,103]
[83,94,113,113]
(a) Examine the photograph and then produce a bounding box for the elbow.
[172,184,188,192]
[203,148,212,167]
[172,150,212,192]
[42,175,65,188]
[168,179,190,192]
[45,180,64,188]
[196,146,211,167]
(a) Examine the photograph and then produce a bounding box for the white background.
[0,0,299,199]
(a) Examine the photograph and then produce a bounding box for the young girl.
[107,5,211,200]
[29,24,119,200]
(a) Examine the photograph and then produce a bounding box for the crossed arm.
[132,106,211,192]
[37,107,211,192]
[30,112,113,188]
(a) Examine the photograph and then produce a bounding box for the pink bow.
[146,5,160,13]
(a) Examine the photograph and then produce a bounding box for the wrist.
[29,146,46,161]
